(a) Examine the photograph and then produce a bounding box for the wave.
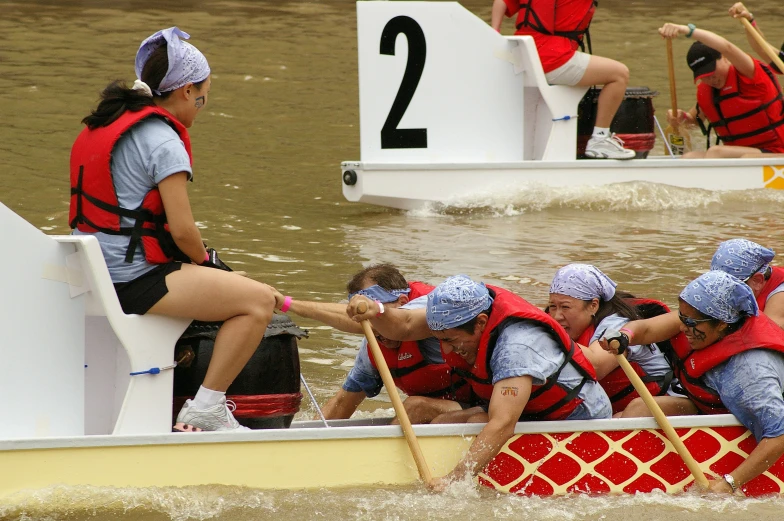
[407,182,784,216]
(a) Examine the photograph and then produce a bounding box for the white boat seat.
[0,202,189,437]
[52,234,191,435]
[507,35,589,161]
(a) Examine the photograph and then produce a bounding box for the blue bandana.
[711,239,775,280]
[680,270,759,324]
[135,27,211,94]
[426,275,494,331]
[549,264,617,301]
[348,284,410,304]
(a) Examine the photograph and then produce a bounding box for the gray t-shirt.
[73,117,192,283]
[490,321,612,420]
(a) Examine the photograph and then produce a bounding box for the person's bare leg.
[619,396,697,418]
[150,264,275,391]
[576,55,630,128]
[431,406,486,424]
[391,396,463,424]
[683,150,707,158]
[704,145,765,158]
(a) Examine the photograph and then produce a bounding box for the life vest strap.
[388,360,429,379]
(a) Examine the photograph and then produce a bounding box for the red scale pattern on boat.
[566,432,609,463]
[507,434,553,463]
[683,429,722,462]
[623,473,666,494]
[715,426,748,441]
[536,453,582,486]
[621,430,665,463]
[594,452,637,485]
[484,452,525,486]
[650,452,691,485]
[511,474,553,495]
[567,473,611,494]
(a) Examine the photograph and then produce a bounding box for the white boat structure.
[3,200,784,502]
[340,1,784,210]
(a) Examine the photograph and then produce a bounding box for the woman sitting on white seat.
[491,0,635,160]
[69,27,276,432]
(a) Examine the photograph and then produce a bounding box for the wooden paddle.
[613,349,710,489]
[356,300,433,484]
[663,39,691,155]
[740,18,784,76]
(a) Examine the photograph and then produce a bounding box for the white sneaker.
[584,133,636,160]
[174,397,251,432]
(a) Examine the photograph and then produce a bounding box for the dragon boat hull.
[3,414,783,503]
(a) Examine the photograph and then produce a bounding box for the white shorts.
[544,51,591,86]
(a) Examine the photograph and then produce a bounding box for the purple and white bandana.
[135,27,210,94]
[680,270,759,323]
[426,275,493,331]
[549,263,617,301]
[711,239,775,280]
[348,284,410,304]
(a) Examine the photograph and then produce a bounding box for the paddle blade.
[663,125,692,156]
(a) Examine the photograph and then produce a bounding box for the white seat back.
[0,203,85,438]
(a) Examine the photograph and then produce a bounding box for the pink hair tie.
[280,296,293,313]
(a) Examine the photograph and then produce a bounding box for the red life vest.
[696,60,784,149]
[69,106,193,264]
[756,266,784,311]
[367,282,473,402]
[671,314,784,414]
[446,286,597,421]
[575,298,678,414]
[513,0,596,46]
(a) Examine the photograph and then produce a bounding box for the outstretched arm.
[659,23,755,78]
[269,287,363,334]
[599,311,682,353]
[347,295,432,341]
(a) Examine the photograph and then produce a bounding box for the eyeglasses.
[678,311,713,328]
[742,264,769,283]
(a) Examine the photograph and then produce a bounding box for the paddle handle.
[666,39,678,114]
[357,303,433,483]
[615,354,710,489]
[741,18,784,75]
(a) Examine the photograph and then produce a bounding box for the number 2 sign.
[356,2,527,164]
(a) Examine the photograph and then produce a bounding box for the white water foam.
[407,183,784,217]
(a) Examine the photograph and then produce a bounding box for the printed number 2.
[379,16,427,149]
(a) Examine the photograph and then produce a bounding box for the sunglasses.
[678,311,713,328]
[742,264,769,283]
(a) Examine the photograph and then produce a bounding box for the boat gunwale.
[341,158,781,170]
[0,414,743,451]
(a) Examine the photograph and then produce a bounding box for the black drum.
[173,313,307,429]
[577,86,658,159]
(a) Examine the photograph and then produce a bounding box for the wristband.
[619,327,634,341]
[375,301,385,316]
[280,296,292,313]
[204,251,210,262]
[686,23,696,38]
[750,19,757,28]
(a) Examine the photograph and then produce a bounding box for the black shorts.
[113,262,183,315]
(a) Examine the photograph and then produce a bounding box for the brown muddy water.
[2,0,784,519]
